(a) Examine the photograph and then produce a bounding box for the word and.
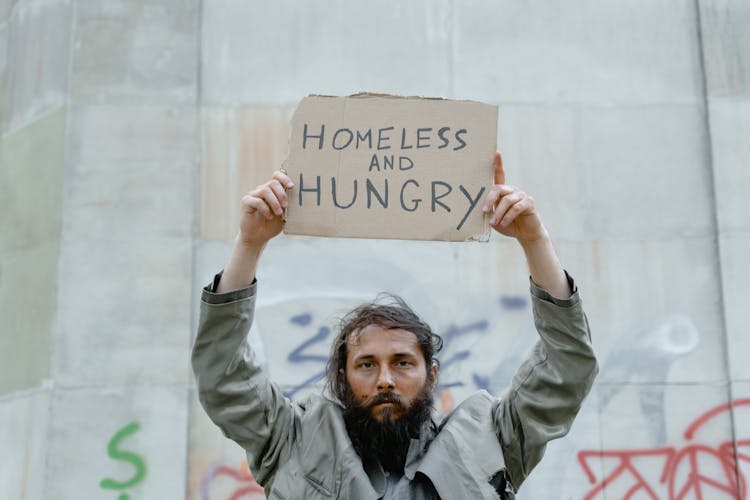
[302,124,468,152]
[296,174,485,231]
[99,421,147,500]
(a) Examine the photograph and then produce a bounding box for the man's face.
[344,325,438,422]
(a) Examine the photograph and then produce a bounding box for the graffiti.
[198,275,748,500]
[99,421,147,500]
[578,398,750,500]
[507,315,704,498]
[499,295,528,311]
[281,312,330,399]
[278,308,505,401]
[597,315,699,445]
[199,459,265,500]
[436,319,490,391]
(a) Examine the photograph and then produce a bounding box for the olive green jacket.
[192,276,597,499]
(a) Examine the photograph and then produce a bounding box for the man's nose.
[376,365,395,391]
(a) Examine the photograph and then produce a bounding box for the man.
[192,152,598,499]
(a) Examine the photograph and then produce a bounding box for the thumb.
[493,151,506,185]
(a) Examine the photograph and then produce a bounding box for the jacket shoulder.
[438,390,497,427]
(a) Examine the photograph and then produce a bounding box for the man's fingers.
[255,185,284,216]
[482,185,515,213]
[493,151,506,186]
[241,172,294,221]
[490,192,520,225]
[490,191,525,226]
[272,170,294,189]
[242,194,273,220]
[498,197,531,227]
[268,180,288,209]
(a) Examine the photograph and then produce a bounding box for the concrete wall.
[1,1,748,498]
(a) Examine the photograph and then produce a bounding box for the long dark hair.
[326,293,443,402]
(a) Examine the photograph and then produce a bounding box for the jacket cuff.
[201,270,258,305]
[529,270,580,308]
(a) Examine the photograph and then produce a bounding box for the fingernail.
[286,182,294,188]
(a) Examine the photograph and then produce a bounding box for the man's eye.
[360,362,373,369]
[397,360,413,367]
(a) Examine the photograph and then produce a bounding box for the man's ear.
[430,360,439,387]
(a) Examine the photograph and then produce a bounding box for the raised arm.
[482,152,597,490]
[482,151,569,298]
[192,171,296,489]
[217,170,295,292]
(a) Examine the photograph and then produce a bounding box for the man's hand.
[238,170,295,249]
[482,152,570,298]
[482,152,547,244]
[216,170,294,293]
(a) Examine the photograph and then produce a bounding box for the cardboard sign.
[282,94,498,241]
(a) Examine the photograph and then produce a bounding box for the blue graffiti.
[279,298,523,399]
[499,295,528,311]
[436,320,490,391]
[282,313,330,398]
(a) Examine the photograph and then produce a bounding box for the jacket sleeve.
[191,276,298,487]
[494,272,598,491]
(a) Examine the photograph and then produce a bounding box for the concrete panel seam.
[0,383,52,403]
[694,0,739,493]
[50,382,190,393]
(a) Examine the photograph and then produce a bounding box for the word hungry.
[296,174,485,231]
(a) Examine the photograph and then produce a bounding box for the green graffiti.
[99,421,147,499]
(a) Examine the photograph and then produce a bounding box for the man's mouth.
[368,392,406,411]
[371,400,399,413]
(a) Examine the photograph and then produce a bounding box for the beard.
[342,381,434,474]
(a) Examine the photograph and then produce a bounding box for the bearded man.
[192,153,598,499]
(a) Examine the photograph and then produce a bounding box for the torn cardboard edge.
[282,93,498,242]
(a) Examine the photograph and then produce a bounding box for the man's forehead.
[347,324,420,349]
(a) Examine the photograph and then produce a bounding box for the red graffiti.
[199,459,265,500]
[578,398,750,499]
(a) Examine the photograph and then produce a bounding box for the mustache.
[365,392,407,410]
